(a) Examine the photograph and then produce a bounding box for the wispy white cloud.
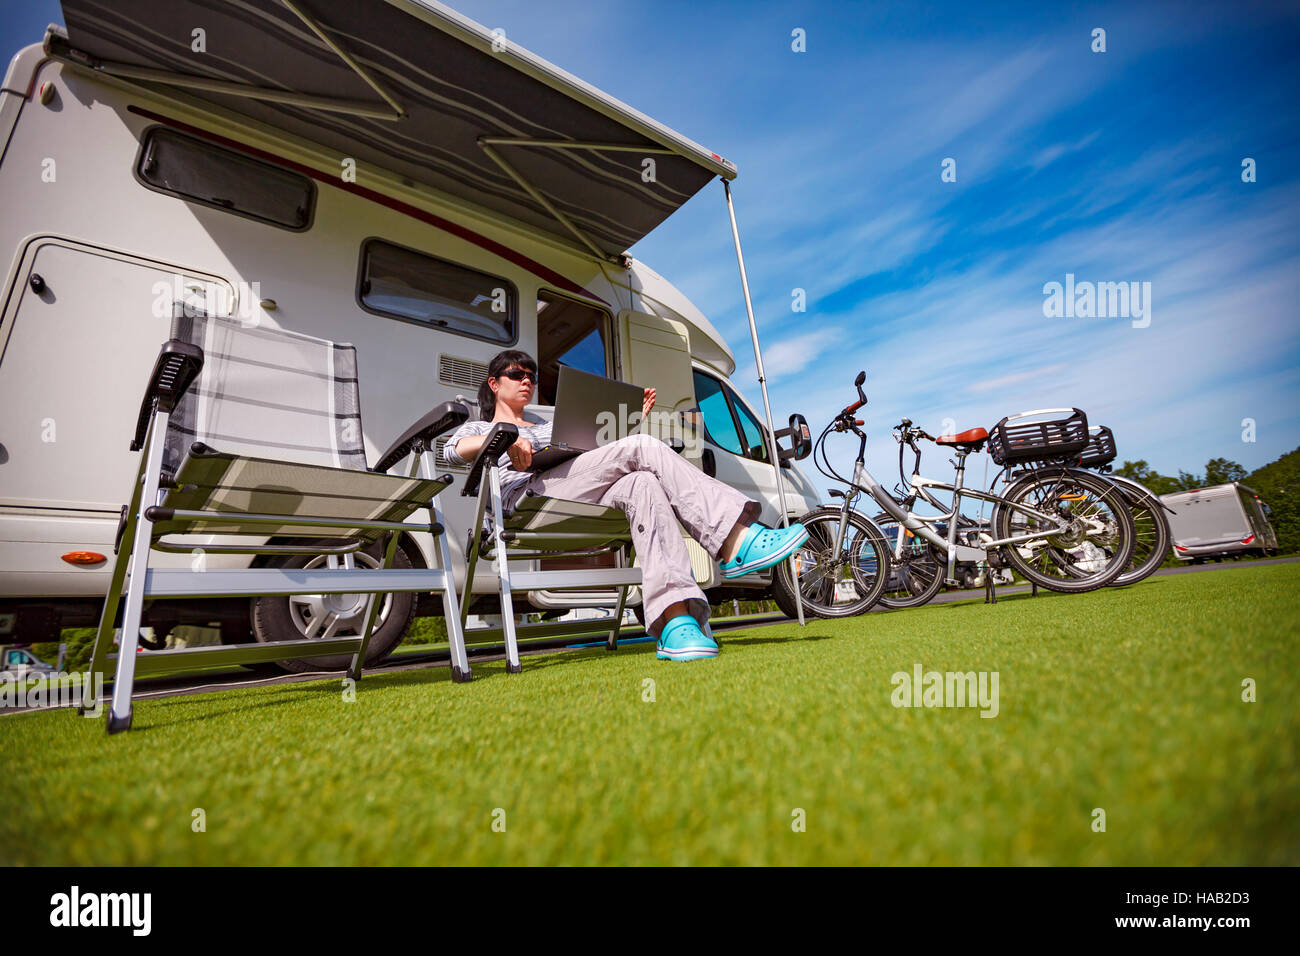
[968,363,1072,394]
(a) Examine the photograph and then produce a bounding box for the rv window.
[359,240,516,343]
[537,291,610,403]
[692,370,744,456]
[135,128,314,230]
[729,389,770,462]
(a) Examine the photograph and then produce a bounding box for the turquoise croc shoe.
[656,615,718,661]
[719,523,809,579]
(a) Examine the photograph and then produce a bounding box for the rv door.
[0,239,232,594]
[617,309,699,460]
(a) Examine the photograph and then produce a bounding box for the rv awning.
[53,0,737,259]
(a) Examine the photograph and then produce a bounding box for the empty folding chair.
[88,304,472,733]
[457,418,643,673]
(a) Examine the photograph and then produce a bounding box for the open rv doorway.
[535,291,612,399]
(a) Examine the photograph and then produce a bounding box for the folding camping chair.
[87,304,472,733]
[457,413,645,673]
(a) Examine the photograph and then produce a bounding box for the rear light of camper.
[1174,545,1188,552]
[1241,535,1255,545]
[61,551,107,565]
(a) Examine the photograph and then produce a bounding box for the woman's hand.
[506,438,534,471]
[642,387,656,420]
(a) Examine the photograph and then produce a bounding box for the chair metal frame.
[456,422,643,673]
[88,316,473,733]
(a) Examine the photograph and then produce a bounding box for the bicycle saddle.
[935,427,989,448]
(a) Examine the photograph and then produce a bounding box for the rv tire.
[251,543,416,673]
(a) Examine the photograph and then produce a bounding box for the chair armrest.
[373,400,471,474]
[131,340,204,451]
[462,422,519,497]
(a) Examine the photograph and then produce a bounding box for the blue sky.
[5,1,1297,500]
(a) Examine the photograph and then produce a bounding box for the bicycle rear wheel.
[993,468,1136,592]
[777,507,890,618]
[872,512,945,609]
[1107,481,1172,587]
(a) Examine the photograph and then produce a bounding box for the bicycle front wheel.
[778,507,891,618]
[994,468,1136,592]
[872,512,946,609]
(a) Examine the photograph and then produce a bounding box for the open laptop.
[526,365,648,472]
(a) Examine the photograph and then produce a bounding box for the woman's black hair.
[478,349,538,420]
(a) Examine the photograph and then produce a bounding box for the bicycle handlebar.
[838,370,868,416]
[893,419,934,443]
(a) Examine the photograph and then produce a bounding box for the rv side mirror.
[701,447,717,478]
[775,413,812,462]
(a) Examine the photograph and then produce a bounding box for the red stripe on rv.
[125,105,609,306]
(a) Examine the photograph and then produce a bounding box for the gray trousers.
[506,433,759,636]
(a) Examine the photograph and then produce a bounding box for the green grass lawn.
[2,563,1296,866]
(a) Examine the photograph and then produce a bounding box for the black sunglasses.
[498,368,536,383]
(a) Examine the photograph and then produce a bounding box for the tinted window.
[137,128,314,230]
[693,370,743,455]
[730,388,770,462]
[359,240,516,343]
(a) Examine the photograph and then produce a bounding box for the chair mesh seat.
[155,448,447,540]
[506,493,631,548]
[165,309,367,477]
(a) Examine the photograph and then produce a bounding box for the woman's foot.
[656,614,718,661]
[719,523,809,578]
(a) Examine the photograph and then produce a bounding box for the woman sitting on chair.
[444,349,808,662]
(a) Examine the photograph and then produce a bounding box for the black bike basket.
[1078,425,1117,469]
[987,408,1089,465]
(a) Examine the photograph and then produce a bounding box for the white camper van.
[0,2,819,657]
[1160,483,1278,562]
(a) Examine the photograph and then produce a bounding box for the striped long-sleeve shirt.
[443,416,553,506]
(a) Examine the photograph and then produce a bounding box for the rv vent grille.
[440,355,489,390]
[434,436,468,472]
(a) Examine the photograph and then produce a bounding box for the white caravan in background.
[0,1,818,658]
[1160,483,1278,562]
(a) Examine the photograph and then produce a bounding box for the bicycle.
[794,373,1137,613]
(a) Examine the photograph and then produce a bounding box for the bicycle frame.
[831,426,1070,585]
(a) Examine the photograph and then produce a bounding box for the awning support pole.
[45,6,407,122]
[280,0,408,119]
[722,179,805,627]
[478,139,613,261]
[59,56,404,119]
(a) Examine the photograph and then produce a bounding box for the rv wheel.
[251,544,416,673]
